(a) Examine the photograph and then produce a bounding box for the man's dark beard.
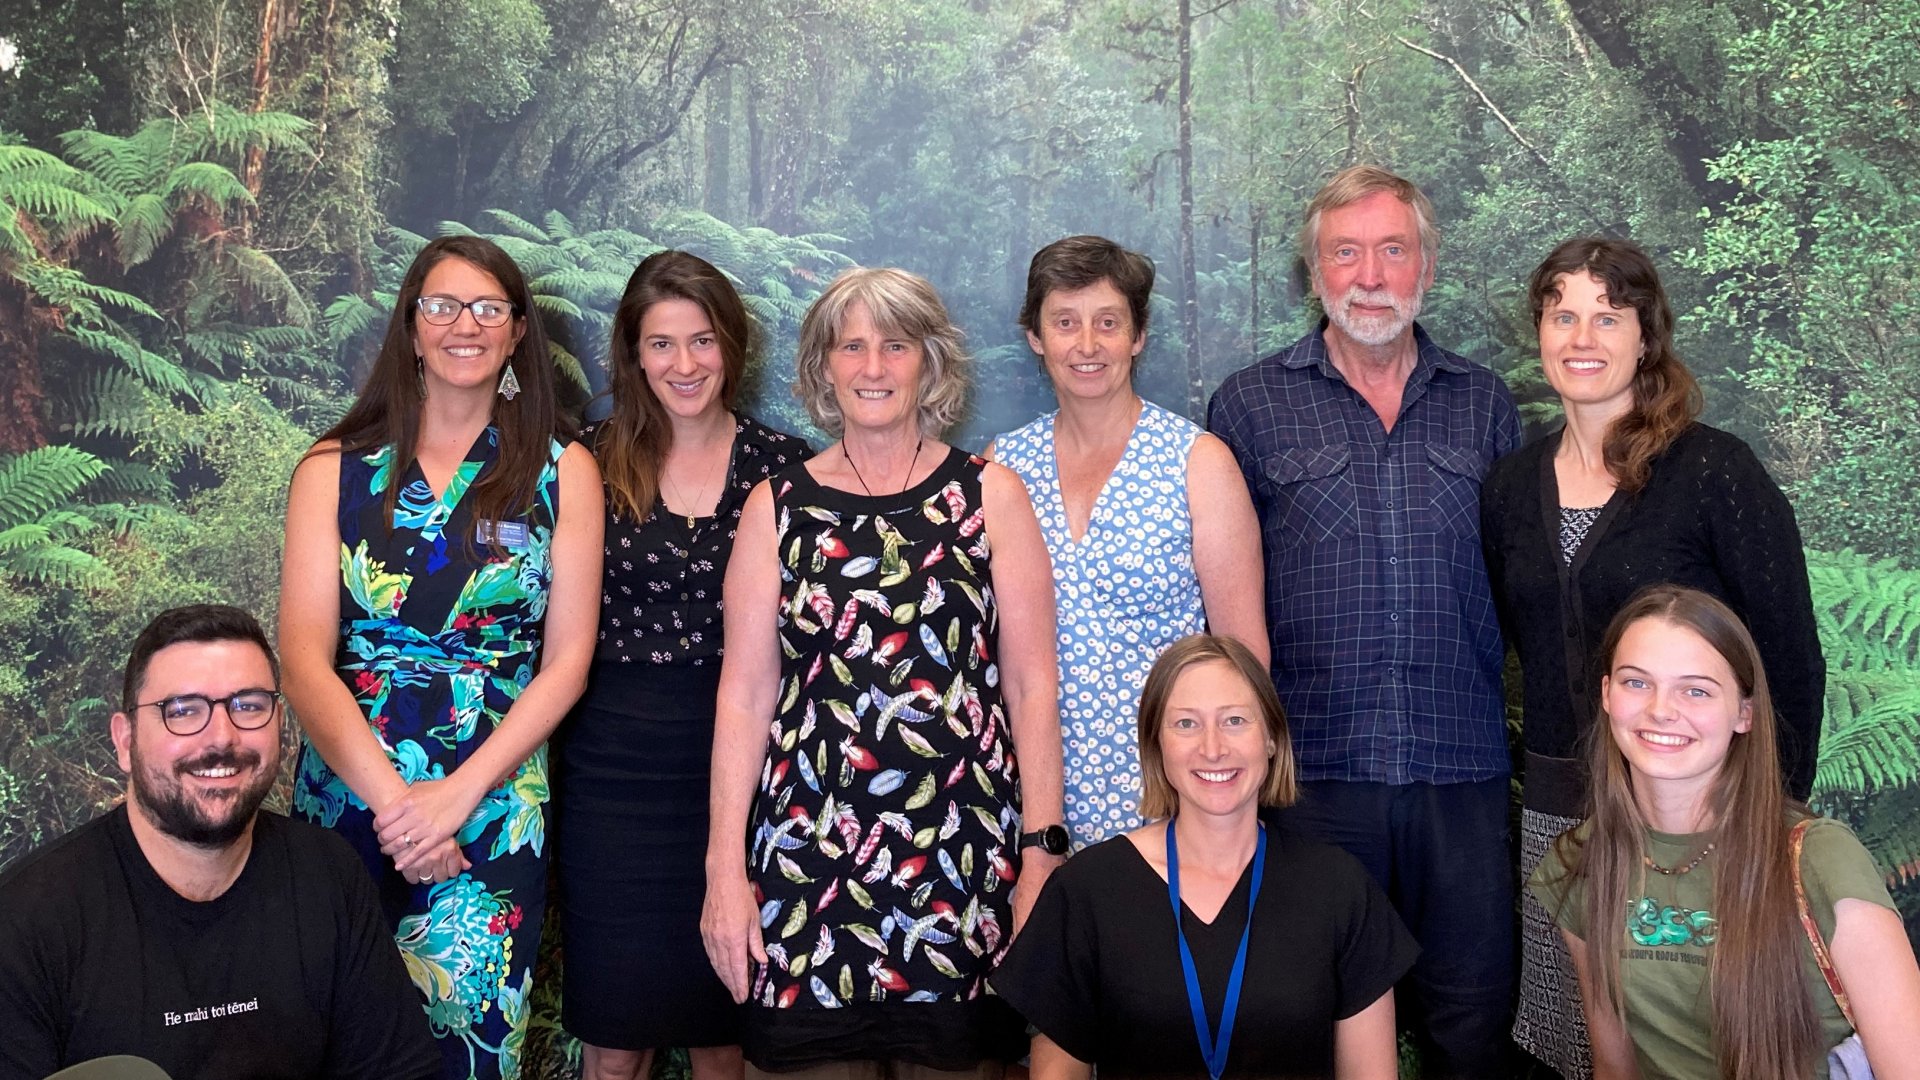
[131,746,277,848]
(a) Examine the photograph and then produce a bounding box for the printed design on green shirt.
[1626,895,1717,947]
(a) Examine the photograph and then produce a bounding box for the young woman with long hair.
[1532,585,1920,1080]
[281,235,604,1080]
[1483,237,1826,1077]
[556,250,809,1080]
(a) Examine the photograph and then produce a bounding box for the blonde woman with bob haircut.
[702,267,1065,1077]
[1532,585,1920,1080]
[994,635,1418,1080]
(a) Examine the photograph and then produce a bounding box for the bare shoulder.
[287,443,344,506]
[1186,431,1242,474]
[558,439,601,480]
[980,459,1032,500]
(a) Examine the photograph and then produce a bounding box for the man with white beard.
[1208,165,1522,1077]
[0,605,437,1080]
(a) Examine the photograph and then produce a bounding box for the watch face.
[1020,824,1071,855]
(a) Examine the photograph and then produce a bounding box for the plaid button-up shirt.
[1208,322,1523,784]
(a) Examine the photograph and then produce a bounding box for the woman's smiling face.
[412,257,524,398]
[1158,659,1274,820]
[1603,615,1753,791]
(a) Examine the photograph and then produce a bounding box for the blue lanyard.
[1166,818,1267,1080]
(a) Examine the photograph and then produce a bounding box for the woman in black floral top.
[557,250,810,1080]
[702,268,1065,1079]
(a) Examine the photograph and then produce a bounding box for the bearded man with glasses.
[0,605,437,1080]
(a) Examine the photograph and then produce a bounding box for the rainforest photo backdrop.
[1,0,1915,1073]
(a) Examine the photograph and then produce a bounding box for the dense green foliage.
[2,0,1917,1069]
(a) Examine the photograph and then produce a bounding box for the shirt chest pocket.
[1423,442,1490,538]
[1259,445,1358,545]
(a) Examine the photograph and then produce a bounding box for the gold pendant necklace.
[663,435,730,529]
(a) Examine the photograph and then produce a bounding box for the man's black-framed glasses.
[415,296,518,328]
[137,690,282,736]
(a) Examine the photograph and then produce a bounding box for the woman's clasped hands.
[374,776,478,885]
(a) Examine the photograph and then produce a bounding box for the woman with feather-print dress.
[745,449,1026,1046]
[703,267,1062,1076]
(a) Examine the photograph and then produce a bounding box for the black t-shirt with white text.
[0,805,438,1080]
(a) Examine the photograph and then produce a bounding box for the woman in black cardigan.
[1481,237,1825,1079]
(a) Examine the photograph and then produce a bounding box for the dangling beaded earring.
[497,363,521,401]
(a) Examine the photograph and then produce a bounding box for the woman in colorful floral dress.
[281,235,603,1080]
[701,267,1065,1078]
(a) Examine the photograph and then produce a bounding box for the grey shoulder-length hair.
[792,267,970,439]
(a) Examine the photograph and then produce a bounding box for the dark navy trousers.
[1275,778,1517,1078]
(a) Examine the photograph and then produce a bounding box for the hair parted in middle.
[1018,235,1156,340]
[1136,634,1297,819]
[315,234,567,539]
[1527,237,1702,495]
[1298,164,1440,284]
[792,267,970,439]
[594,249,754,521]
[1545,583,1817,1080]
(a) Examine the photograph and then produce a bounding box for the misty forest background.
[1,0,1916,1073]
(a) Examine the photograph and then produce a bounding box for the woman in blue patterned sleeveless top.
[990,236,1266,850]
[281,236,604,1080]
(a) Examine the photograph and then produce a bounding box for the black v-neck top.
[991,826,1417,1078]
[1480,422,1824,814]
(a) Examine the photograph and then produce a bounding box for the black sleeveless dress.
[555,415,809,1050]
[740,446,1026,1070]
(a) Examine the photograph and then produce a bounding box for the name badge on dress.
[476,518,530,549]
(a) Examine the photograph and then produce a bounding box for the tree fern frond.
[0,543,110,588]
[529,268,625,306]
[197,102,315,158]
[29,266,162,321]
[86,460,171,500]
[550,346,590,394]
[542,210,578,241]
[58,368,156,440]
[221,245,315,325]
[436,220,480,238]
[164,161,254,211]
[62,327,195,395]
[323,293,386,346]
[115,191,174,266]
[0,522,56,551]
[55,128,154,197]
[530,293,583,319]
[0,180,118,235]
[480,209,550,242]
[0,446,109,529]
[1808,549,1920,664]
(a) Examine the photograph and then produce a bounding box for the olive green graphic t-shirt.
[1529,816,1895,1080]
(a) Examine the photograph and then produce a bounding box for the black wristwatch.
[1017,824,1071,856]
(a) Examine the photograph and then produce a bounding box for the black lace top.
[585,412,812,666]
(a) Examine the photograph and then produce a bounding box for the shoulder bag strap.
[1790,817,1857,1029]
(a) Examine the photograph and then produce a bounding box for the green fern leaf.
[0,447,109,529]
